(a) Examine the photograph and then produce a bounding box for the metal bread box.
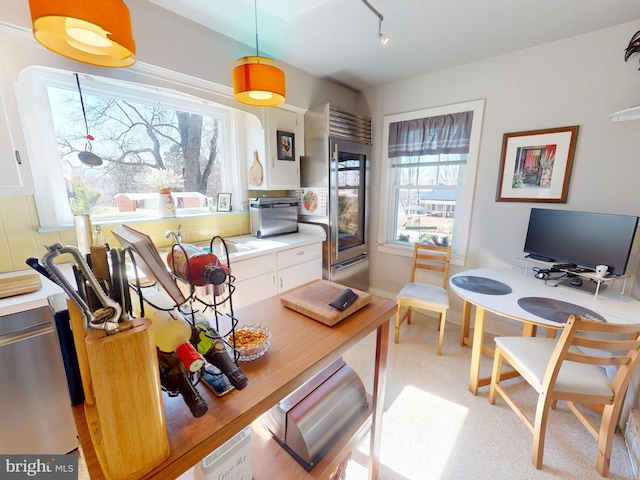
[261,358,367,471]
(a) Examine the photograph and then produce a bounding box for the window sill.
[376,242,466,267]
[36,210,248,233]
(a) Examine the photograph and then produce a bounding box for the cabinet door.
[264,108,304,190]
[233,271,277,309]
[277,257,322,293]
[0,85,22,190]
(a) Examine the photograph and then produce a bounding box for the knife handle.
[90,244,112,284]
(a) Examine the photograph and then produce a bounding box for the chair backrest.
[544,314,640,401]
[410,243,451,289]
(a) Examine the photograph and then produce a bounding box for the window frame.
[16,65,246,229]
[377,99,485,266]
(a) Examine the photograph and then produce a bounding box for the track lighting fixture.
[362,0,389,45]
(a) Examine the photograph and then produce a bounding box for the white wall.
[362,20,640,423]
[363,20,640,301]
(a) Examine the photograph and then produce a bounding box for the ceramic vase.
[157,189,176,218]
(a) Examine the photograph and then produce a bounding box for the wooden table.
[450,267,640,395]
[73,289,396,479]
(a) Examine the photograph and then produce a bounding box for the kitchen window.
[378,99,485,264]
[16,66,246,228]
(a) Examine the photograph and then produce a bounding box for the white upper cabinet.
[245,106,303,190]
[0,82,23,191]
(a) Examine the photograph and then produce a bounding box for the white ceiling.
[149,0,640,92]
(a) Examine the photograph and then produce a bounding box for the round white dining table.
[449,267,640,394]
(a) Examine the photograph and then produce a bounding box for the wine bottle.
[166,244,230,286]
[157,350,208,418]
[131,286,204,372]
[191,321,249,390]
[155,319,204,373]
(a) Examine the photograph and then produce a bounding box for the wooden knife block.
[84,317,170,480]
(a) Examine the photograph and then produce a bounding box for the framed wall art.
[216,193,231,212]
[276,130,295,161]
[496,125,579,203]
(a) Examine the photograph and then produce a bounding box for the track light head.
[363,0,389,46]
[378,18,389,45]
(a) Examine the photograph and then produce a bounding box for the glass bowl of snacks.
[227,324,272,361]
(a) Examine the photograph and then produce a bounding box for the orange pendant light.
[233,56,286,106]
[233,0,285,106]
[29,0,136,68]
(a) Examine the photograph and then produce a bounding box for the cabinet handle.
[297,251,305,256]
[280,277,283,289]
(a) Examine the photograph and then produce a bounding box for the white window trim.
[15,65,251,229]
[377,99,485,266]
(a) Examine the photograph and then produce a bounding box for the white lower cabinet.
[229,242,322,310]
[276,242,322,293]
[277,257,322,292]
[232,271,277,310]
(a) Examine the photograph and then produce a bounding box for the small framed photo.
[216,193,231,212]
[276,130,295,161]
[496,125,579,203]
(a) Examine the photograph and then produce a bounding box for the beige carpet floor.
[342,312,634,480]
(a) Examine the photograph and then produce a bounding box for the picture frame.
[496,125,579,203]
[216,193,231,212]
[276,130,295,161]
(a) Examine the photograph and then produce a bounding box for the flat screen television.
[523,208,639,276]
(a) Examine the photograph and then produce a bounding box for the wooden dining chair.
[395,243,451,355]
[489,314,640,477]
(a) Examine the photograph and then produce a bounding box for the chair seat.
[496,336,613,398]
[396,282,449,308]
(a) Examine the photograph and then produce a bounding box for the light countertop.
[0,224,326,317]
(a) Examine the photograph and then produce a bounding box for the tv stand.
[518,256,630,299]
[525,254,555,262]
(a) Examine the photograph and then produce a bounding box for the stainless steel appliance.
[301,104,372,291]
[250,197,299,238]
[260,358,367,471]
[0,304,78,454]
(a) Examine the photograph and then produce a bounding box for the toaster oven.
[249,197,298,238]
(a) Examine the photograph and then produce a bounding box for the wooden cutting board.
[249,150,263,186]
[280,279,372,326]
[0,274,42,299]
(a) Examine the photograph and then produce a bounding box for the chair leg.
[437,310,447,356]
[595,404,620,477]
[489,347,504,405]
[532,393,554,470]
[407,306,412,325]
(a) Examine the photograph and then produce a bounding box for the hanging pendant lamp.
[29,0,136,68]
[233,1,285,106]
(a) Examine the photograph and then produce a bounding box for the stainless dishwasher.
[0,305,78,454]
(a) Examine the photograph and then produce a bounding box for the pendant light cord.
[254,0,260,57]
[74,73,92,151]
